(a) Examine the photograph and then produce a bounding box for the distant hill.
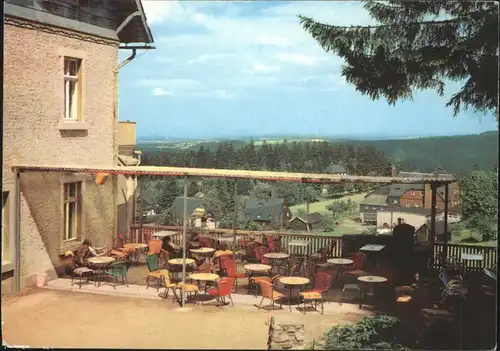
[345,131,498,174]
[138,131,498,174]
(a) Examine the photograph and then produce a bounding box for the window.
[2,192,10,262]
[63,182,82,241]
[64,57,82,120]
[411,191,415,195]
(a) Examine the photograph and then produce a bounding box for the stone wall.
[267,317,305,350]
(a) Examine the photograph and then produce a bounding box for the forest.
[140,131,498,176]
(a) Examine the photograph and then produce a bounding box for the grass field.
[291,192,368,214]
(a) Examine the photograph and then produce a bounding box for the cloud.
[138,78,201,91]
[141,0,185,24]
[250,63,281,74]
[213,90,234,99]
[276,53,326,66]
[187,53,235,64]
[152,88,173,96]
[141,1,376,95]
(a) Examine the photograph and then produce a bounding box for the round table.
[123,243,148,263]
[327,258,354,286]
[190,248,216,263]
[189,273,219,281]
[244,264,272,273]
[357,275,387,308]
[169,258,196,266]
[279,276,310,312]
[189,272,220,295]
[244,264,272,295]
[87,256,116,287]
[124,243,148,250]
[264,252,290,275]
[169,258,196,282]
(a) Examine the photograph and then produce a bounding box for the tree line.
[143,139,392,175]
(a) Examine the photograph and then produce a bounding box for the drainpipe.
[114,49,137,241]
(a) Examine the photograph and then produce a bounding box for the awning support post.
[181,176,189,308]
[138,175,144,243]
[233,180,238,244]
[14,169,21,293]
[443,184,449,261]
[430,182,437,265]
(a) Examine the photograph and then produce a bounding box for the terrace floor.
[1,288,372,349]
[3,255,496,349]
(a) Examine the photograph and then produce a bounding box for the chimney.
[391,164,397,177]
[424,183,432,209]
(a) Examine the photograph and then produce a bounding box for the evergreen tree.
[299,1,498,118]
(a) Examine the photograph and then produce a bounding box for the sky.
[118,0,498,140]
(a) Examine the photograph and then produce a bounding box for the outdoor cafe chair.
[217,254,234,276]
[161,270,199,304]
[259,247,271,265]
[148,239,162,255]
[299,272,333,315]
[208,277,235,306]
[103,261,131,289]
[257,280,283,311]
[67,251,95,289]
[440,277,467,305]
[159,249,170,268]
[145,253,169,291]
[223,259,245,292]
[339,273,362,307]
[343,252,367,278]
[266,236,279,252]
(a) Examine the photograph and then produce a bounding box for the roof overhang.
[114,0,154,44]
[10,165,457,184]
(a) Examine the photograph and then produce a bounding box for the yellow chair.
[160,270,199,304]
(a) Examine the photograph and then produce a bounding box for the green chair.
[103,261,130,289]
[146,253,168,291]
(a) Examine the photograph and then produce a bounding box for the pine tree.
[299,1,498,118]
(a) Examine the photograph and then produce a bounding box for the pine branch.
[298,2,498,118]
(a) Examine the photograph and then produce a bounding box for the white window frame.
[64,57,82,121]
[63,182,82,242]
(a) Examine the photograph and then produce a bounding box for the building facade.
[2,0,153,293]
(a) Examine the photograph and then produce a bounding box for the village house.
[323,163,348,175]
[287,212,323,232]
[360,168,461,224]
[359,185,390,223]
[243,197,292,228]
[170,197,216,228]
[376,207,446,230]
[2,0,153,293]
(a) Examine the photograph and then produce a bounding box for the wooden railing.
[129,224,497,270]
[432,243,497,270]
[129,224,344,257]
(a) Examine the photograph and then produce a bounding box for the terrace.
[9,164,498,349]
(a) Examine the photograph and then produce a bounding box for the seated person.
[162,236,184,258]
[75,239,93,266]
[74,239,110,266]
[212,242,233,262]
[212,243,233,271]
